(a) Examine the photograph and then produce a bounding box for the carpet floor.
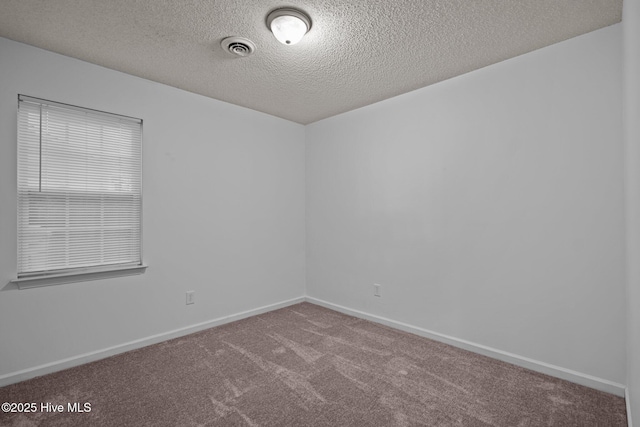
[0,302,627,426]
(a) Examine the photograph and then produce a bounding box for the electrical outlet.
[186,291,195,305]
[374,284,381,297]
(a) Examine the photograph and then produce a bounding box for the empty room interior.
[0,0,639,426]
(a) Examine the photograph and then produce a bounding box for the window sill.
[11,265,148,289]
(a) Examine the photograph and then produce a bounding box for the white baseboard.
[306,296,627,398]
[0,296,305,388]
[627,388,633,427]
[1,294,628,404]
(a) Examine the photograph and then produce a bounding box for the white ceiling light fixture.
[266,8,311,45]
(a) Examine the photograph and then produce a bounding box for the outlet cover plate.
[186,291,195,305]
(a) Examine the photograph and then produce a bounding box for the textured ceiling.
[0,0,622,124]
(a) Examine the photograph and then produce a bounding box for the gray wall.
[624,0,640,423]
[306,25,626,385]
[0,37,306,378]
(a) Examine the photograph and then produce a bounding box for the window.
[15,95,144,287]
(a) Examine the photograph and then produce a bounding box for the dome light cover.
[267,8,311,45]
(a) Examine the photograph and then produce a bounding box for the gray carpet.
[0,302,628,426]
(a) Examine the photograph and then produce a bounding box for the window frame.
[12,95,146,289]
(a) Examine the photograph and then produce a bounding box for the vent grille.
[221,37,256,57]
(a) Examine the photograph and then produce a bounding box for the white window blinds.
[17,95,142,278]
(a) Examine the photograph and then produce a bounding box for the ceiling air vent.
[221,37,256,57]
